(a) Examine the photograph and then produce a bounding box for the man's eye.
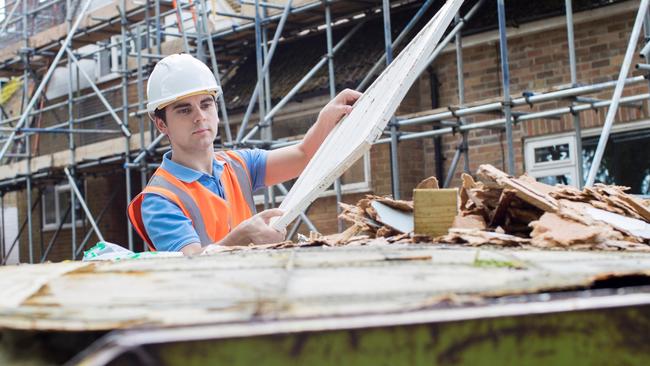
[201,103,213,109]
[179,108,190,114]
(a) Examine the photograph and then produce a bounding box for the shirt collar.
[161,151,224,183]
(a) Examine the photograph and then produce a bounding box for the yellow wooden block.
[414,188,458,237]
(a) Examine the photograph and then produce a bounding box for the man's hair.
[154,108,166,125]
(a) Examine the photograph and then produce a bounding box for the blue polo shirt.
[141,149,268,251]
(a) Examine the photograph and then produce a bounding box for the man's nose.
[193,106,208,122]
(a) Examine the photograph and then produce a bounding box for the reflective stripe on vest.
[127,151,258,250]
[214,151,257,214]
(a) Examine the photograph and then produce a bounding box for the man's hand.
[233,208,287,245]
[316,88,362,129]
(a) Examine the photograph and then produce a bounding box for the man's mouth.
[193,128,210,134]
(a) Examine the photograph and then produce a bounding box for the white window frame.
[253,151,372,205]
[42,183,86,231]
[524,133,579,186]
[94,35,122,83]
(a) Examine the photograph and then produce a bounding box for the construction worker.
[128,54,361,255]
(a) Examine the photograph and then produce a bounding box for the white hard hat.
[146,53,222,119]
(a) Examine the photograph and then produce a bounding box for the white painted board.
[371,201,414,234]
[273,0,465,230]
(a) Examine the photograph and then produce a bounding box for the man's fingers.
[258,209,284,224]
[338,105,353,116]
[342,89,362,104]
[258,208,284,218]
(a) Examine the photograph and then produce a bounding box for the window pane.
[536,174,572,186]
[534,143,570,164]
[43,186,56,226]
[582,129,650,194]
[58,190,73,224]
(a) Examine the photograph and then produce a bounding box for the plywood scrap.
[551,183,650,222]
[452,214,487,230]
[374,197,414,212]
[489,189,517,227]
[435,228,531,247]
[416,176,439,189]
[476,165,559,212]
[529,212,623,248]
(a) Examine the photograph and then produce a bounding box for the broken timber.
[272,0,465,230]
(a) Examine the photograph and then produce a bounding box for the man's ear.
[153,116,168,135]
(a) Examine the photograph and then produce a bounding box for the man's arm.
[264,89,362,186]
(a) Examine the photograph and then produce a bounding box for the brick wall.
[426,8,648,187]
[11,4,650,258]
[17,171,133,263]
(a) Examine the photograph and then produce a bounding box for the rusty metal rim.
[72,291,650,366]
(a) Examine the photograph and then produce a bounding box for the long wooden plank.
[273,0,465,230]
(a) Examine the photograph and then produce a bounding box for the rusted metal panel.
[73,297,650,365]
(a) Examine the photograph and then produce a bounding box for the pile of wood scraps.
[206,164,650,253]
[438,164,650,251]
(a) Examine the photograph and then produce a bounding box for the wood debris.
[288,165,650,252]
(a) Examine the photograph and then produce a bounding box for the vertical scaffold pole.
[22,0,33,263]
[121,0,134,250]
[324,1,343,232]
[497,0,515,174]
[382,0,400,199]
[455,12,469,175]
[565,0,584,188]
[65,1,77,259]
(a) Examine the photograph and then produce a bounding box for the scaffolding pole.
[497,0,515,175]
[565,0,585,188]
[64,167,105,243]
[585,0,650,187]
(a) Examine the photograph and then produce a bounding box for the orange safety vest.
[127,151,257,251]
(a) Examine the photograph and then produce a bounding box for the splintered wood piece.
[620,194,650,222]
[373,196,414,212]
[451,214,487,230]
[414,188,458,237]
[477,164,558,212]
[416,176,439,189]
[529,213,605,247]
[490,190,517,227]
[459,173,477,209]
[272,0,465,230]
[436,228,530,247]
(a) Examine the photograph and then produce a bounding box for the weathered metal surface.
[1,243,650,333]
[74,297,650,365]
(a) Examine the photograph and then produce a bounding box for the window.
[95,36,122,82]
[582,128,650,194]
[524,121,650,195]
[524,134,578,187]
[42,183,86,231]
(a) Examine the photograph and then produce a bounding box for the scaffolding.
[0,0,648,265]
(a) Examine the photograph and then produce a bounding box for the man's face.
[154,94,219,152]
